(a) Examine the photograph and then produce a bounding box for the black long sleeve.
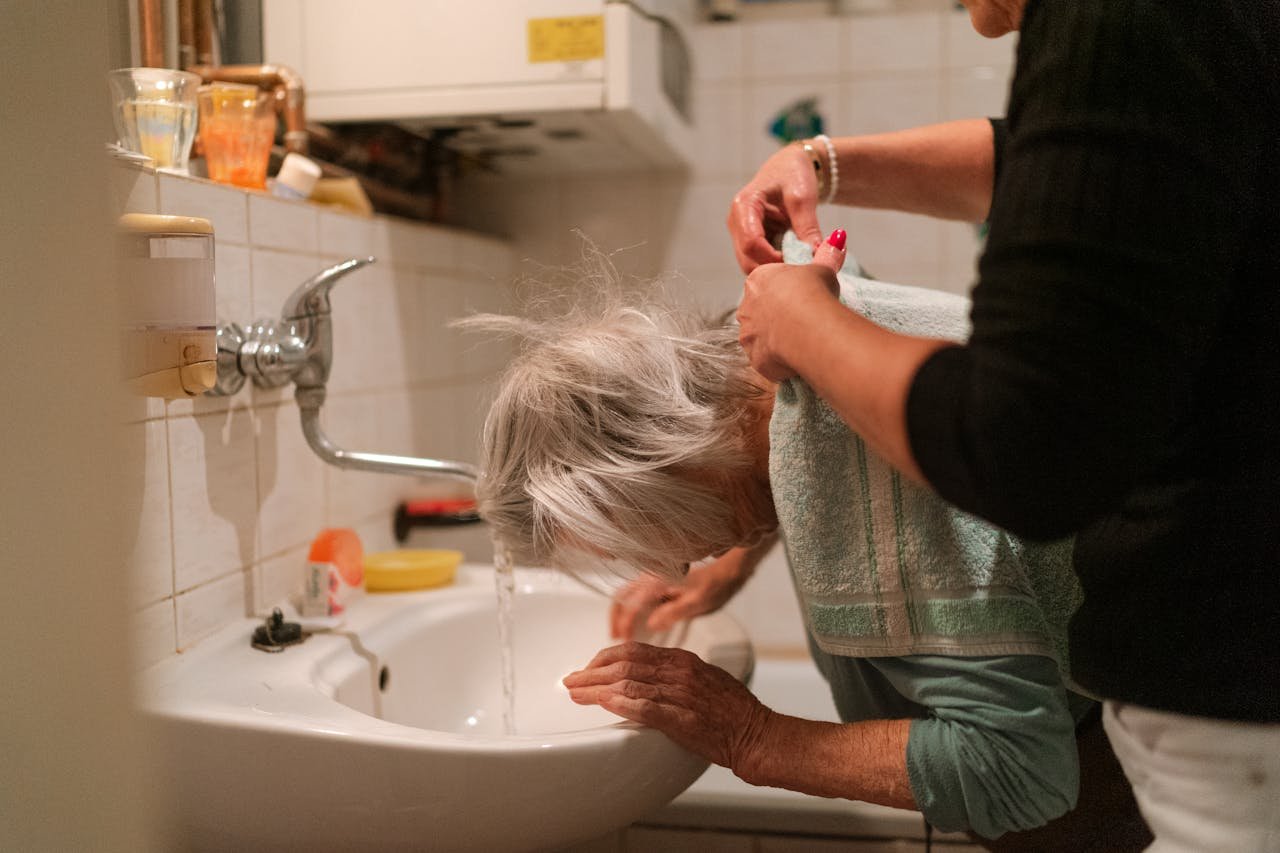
[906,0,1280,721]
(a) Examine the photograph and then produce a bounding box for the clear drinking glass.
[108,68,201,171]
[197,84,276,190]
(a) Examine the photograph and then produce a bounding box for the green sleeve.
[869,654,1082,840]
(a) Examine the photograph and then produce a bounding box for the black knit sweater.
[907,0,1279,721]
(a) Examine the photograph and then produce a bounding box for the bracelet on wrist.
[813,134,839,203]
[799,140,830,201]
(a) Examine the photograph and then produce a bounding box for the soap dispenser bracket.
[208,256,479,484]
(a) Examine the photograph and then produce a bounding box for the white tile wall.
[844,11,943,74]
[158,173,249,246]
[745,16,843,80]
[167,407,259,592]
[114,162,513,662]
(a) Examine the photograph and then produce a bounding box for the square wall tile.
[373,217,458,272]
[690,21,744,82]
[444,274,509,383]
[158,172,249,245]
[405,385,470,476]
[451,380,497,468]
[844,11,944,74]
[248,192,318,253]
[656,179,745,276]
[943,66,1013,122]
[843,74,943,136]
[353,516,399,558]
[845,208,943,287]
[322,394,397,527]
[747,80,847,173]
[688,82,749,181]
[125,419,173,607]
[667,265,746,317]
[249,247,331,325]
[176,569,251,650]
[318,208,376,260]
[479,177,569,269]
[457,281,514,379]
[168,408,259,592]
[560,175,665,279]
[724,545,810,653]
[118,390,166,425]
[746,16,842,80]
[454,231,516,284]
[364,388,445,513]
[253,544,308,615]
[327,263,406,394]
[399,270,458,385]
[944,8,1017,69]
[132,598,176,670]
[256,401,326,559]
[109,161,158,216]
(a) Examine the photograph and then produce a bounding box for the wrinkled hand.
[737,233,847,381]
[610,555,753,641]
[563,642,773,771]
[727,144,824,273]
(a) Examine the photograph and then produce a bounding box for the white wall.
[111,164,514,668]
[456,2,1017,651]
[2,3,154,850]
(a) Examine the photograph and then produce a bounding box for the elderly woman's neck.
[746,372,778,486]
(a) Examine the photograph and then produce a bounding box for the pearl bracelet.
[814,134,839,203]
[799,140,828,200]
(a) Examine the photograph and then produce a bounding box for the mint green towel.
[770,234,1081,668]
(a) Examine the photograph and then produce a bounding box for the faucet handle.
[281,256,375,320]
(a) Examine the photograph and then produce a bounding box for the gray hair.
[458,270,761,579]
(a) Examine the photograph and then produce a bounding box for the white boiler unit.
[263,0,693,174]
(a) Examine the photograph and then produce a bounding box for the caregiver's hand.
[610,552,753,641]
[728,143,824,273]
[563,642,773,772]
[738,229,847,381]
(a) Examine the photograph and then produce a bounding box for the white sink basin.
[140,565,753,853]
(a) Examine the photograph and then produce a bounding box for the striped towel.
[769,233,1081,665]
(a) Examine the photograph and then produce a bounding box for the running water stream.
[492,536,518,736]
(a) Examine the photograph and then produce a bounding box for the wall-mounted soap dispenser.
[117,214,217,398]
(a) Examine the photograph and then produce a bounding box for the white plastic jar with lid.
[271,152,322,201]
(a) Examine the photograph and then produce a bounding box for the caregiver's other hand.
[728,143,824,273]
[738,230,847,381]
[610,552,753,641]
[563,642,773,772]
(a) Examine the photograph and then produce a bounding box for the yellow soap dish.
[364,549,462,592]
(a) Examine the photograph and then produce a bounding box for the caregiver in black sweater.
[729,1,1279,850]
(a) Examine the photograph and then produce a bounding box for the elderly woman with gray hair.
[468,236,1148,851]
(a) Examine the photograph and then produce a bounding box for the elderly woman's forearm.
[831,120,996,222]
[735,712,916,808]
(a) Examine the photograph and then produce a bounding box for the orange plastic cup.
[197,84,275,189]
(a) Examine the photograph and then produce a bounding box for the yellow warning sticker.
[527,15,605,63]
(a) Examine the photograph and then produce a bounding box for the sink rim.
[140,564,754,754]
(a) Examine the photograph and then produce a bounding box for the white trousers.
[1103,701,1280,853]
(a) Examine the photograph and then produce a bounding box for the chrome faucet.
[209,257,479,483]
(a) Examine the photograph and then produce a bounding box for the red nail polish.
[826,229,847,251]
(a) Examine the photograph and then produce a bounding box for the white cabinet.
[263,0,693,173]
